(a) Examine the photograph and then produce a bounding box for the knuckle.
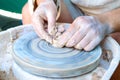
[84,45,95,51]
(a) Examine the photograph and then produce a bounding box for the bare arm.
[36,0,73,23]
[96,8,120,32]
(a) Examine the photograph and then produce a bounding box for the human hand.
[53,16,112,51]
[32,0,57,43]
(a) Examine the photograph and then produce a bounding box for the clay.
[52,23,69,47]
[0,24,120,80]
[13,31,102,78]
[0,69,17,80]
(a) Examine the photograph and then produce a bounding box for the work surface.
[110,32,120,80]
[0,24,120,80]
[13,31,102,78]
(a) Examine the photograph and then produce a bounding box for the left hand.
[32,0,57,44]
[53,16,112,51]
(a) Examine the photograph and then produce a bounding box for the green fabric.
[0,15,22,31]
[0,0,27,31]
[0,0,27,13]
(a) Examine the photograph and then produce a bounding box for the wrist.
[95,14,114,34]
[36,0,53,6]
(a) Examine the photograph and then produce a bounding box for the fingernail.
[66,40,76,47]
[74,45,82,50]
[66,43,73,47]
[46,36,52,44]
[52,39,63,48]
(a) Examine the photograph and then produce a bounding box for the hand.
[32,0,57,43]
[54,16,112,51]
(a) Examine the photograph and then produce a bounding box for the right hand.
[53,16,112,51]
[32,0,57,43]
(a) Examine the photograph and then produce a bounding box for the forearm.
[96,8,120,33]
[36,0,46,5]
[36,0,54,5]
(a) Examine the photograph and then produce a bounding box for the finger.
[47,10,57,36]
[66,17,93,47]
[74,29,96,49]
[32,11,52,43]
[66,26,89,47]
[53,23,80,47]
[53,17,88,47]
[84,36,102,51]
[57,24,65,33]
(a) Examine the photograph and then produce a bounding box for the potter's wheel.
[13,31,102,78]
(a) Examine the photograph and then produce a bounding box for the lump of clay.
[52,23,68,47]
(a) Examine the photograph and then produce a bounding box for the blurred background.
[0,0,27,31]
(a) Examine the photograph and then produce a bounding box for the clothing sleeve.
[71,0,120,15]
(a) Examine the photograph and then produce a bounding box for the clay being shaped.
[13,26,102,78]
[52,24,82,49]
